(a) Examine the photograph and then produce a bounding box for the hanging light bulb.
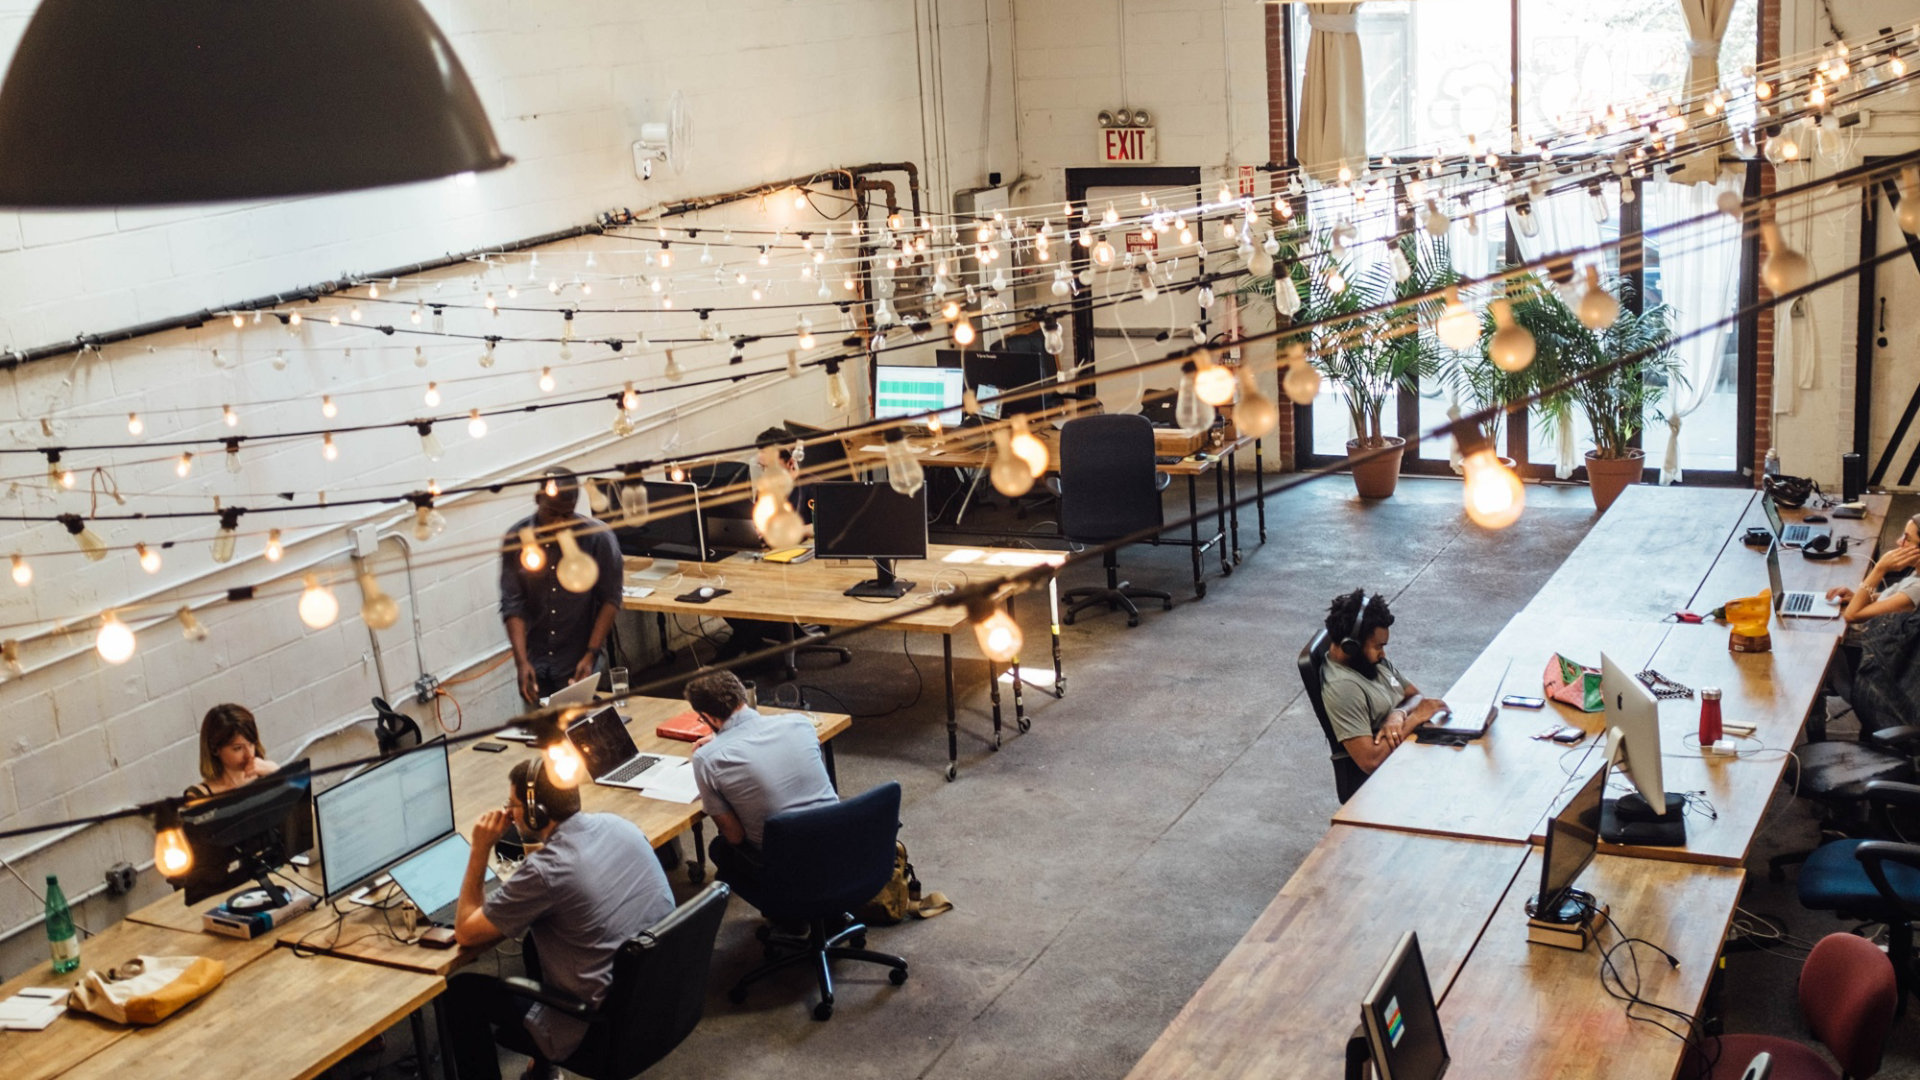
[1194,355,1238,407]
[1235,367,1281,438]
[826,361,850,412]
[298,574,340,629]
[1042,320,1064,356]
[423,382,441,408]
[321,394,337,419]
[1577,266,1621,330]
[359,572,400,631]
[1424,200,1451,236]
[46,451,73,490]
[1437,287,1479,351]
[1139,269,1160,303]
[542,734,587,790]
[222,404,238,428]
[989,427,1035,497]
[968,598,1023,663]
[1588,186,1610,224]
[1274,270,1301,317]
[177,605,209,642]
[539,367,557,393]
[1388,245,1412,284]
[1175,362,1209,431]
[519,527,546,572]
[1092,239,1115,265]
[322,433,338,461]
[952,316,976,347]
[58,514,107,561]
[211,508,240,564]
[467,409,488,439]
[417,423,444,461]
[1760,220,1812,295]
[1282,349,1322,405]
[93,611,135,664]
[260,528,284,562]
[1487,300,1536,373]
[555,529,599,593]
[752,490,781,536]
[1009,416,1050,478]
[175,452,193,478]
[413,503,447,542]
[796,317,815,351]
[1458,429,1525,529]
[9,554,29,586]
[1198,284,1215,309]
[884,428,925,496]
[1248,244,1274,279]
[765,503,807,547]
[136,542,161,574]
[154,805,192,877]
[126,412,143,436]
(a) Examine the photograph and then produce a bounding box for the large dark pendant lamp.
[0,0,512,207]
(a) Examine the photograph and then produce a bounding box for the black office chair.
[1770,722,1920,880]
[724,783,909,1021]
[1299,629,1370,804]
[369,697,422,758]
[1796,782,1920,1012]
[1055,414,1173,628]
[445,882,730,1080]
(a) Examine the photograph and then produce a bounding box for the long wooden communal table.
[847,429,1267,598]
[1690,493,1892,634]
[624,545,1064,780]
[1527,486,1758,623]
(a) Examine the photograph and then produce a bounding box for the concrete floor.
[331,473,1920,1080]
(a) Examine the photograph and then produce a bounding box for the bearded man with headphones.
[443,757,673,1080]
[1320,589,1449,779]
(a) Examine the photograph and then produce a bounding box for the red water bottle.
[1698,687,1723,745]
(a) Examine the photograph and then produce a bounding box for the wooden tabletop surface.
[1438,850,1743,1079]
[1528,486,1758,624]
[622,544,1063,631]
[1333,613,1674,844]
[1124,826,1529,1080]
[53,949,440,1080]
[1691,494,1890,635]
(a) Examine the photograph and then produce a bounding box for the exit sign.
[1101,127,1157,163]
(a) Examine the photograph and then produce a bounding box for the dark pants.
[441,972,543,1080]
[710,836,765,897]
[532,651,605,698]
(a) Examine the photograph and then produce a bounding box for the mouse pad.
[676,587,732,603]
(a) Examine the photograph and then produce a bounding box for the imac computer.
[168,759,315,908]
[1527,767,1606,923]
[941,349,1056,419]
[812,481,929,599]
[1359,931,1451,1080]
[313,739,456,901]
[686,460,761,551]
[1598,652,1686,846]
[873,364,966,429]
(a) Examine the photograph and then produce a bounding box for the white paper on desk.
[639,758,701,803]
[0,987,67,1030]
[622,586,655,599]
[858,444,888,453]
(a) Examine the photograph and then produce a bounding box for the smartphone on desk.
[1502,694,1546,709]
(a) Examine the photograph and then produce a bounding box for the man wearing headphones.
[1320,589,1448,780]
[500,466,625,704]
[444,758,673,1080]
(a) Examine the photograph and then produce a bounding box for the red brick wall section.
[1752,0,1780,485]
[1266,2,1297,472]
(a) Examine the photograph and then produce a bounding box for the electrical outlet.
[414,673,440,705]
[350,524,381,559]
[104,862,136,897]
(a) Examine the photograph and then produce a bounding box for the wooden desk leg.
[688,820,708,884]
[1213,462,1232,575]
[1255,437,1267,542]
[1226,446,1242,564]
[1048,576,1065,700]
[943,634,958,781]
[1187,475,1206,599]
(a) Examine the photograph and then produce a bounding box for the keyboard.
[605,754,662,783]
[1783,592,1814,614]
[1154,455,1181,466]
[1781,524,1810,545]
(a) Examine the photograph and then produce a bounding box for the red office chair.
[1686,932,1895,1079]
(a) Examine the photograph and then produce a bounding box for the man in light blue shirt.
[685,671,837,893]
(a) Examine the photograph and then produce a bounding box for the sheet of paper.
[0,987,67,1030]
[622,586,654,599]
[639,758,701,804]
[859,444,889,453]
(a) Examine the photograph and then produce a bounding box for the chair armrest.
[1865,780,1920,809]
[1853,840,1920,918]
[1867,726,1920,751]
[499,976,598,1020]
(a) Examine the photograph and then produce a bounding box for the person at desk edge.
[1320,590,1448,775]
[445,757,674,1080]
[1828,513,1920,623]
[684,671,838,894]
[500,466,624,704]
[185,703,279,799]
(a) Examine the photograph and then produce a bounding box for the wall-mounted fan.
[633,90,691,180]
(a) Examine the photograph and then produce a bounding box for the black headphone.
[521,759,551,832]
[1340,591,1373,656]
[1801,535,1850,561]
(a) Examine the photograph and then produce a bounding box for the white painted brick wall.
[0,0,1017,973]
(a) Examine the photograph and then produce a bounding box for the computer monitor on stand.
[168,759,315,908]
[1598,653,1686,846]
[1527,767,1606,923]
[812,481,929,599]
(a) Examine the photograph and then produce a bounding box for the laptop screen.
[566,706,638,780]
[388,832,494,918]
[1362,931,1449,1080]
[1766,541,1784,608]
[1763,493,1784,536]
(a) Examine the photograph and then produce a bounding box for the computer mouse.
[1804,514,1828,523]
[698,586,716,598]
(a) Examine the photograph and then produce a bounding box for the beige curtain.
[1671,0,1737,183]
[1296,3,1366,183]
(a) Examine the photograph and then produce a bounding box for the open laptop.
[499,672,601,743]
[1415,659,1511,742]
[1762,492,1830,548]
[386,832,498,928]
[1767,540,1829,619]
[568,705,684,790]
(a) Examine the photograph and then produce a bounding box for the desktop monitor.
[874,364,965,428]
[1528,767,1606,923]
[688,461,761,551]
[812,480,929,598]
[314,739,455,901]
[1360,930,1450,1080]
[942,348,1056,418]
[1598,652,1685,846]
[169,759,315,907]
[606,479,710,561]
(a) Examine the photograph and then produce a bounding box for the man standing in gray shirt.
[685,671,838,895]
[447,758,674,1080]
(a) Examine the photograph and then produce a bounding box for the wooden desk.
[123,862,326,934]
[55,949,440,1080]
[1438,850,1742,1079]
[1334,613,1673,843]
[0,917,287,1080]
[1528,486,1758,623]
[625,544,1063,779]
[1691,493,1889,635]
[1124,826,1529,1080]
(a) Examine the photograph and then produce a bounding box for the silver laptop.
[499,671,601,742]
[1763,492,1829,548]
[1767,540,1827,618]
[568,705,677,790]
[387,832,498,927]
[1421,660,1511,739]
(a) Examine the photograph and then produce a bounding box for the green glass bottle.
[45,874,79,974]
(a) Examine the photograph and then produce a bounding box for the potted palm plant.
[1284,232,1453,498]
[1508,274,1683,511]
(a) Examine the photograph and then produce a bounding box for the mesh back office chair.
[724,782,909,1021]
[1056,414,1173,628]
[1299,629,1370,803]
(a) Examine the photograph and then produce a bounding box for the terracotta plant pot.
[1584,448,1646,512]
[1347,437,1407,499]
